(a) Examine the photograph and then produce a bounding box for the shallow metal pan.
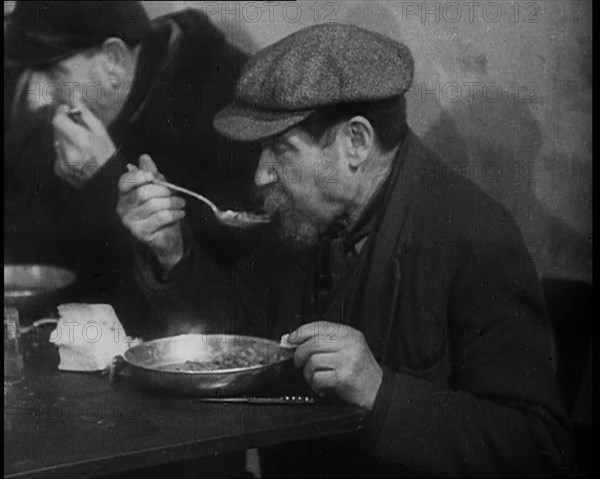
[111,334,294,396]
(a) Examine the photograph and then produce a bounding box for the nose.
[254,150,278,187]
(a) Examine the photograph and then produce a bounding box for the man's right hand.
[117,154,186,273]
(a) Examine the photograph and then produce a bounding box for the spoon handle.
[126,163,220,213]
[151,178,219,213]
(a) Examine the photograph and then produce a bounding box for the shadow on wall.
[215,15,259,56]
[339,0,591,283]
[421,88,592,281]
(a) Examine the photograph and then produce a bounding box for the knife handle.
[283,395,315,403]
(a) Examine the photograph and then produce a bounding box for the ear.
[342,116,375,172]
[98,38,133,83]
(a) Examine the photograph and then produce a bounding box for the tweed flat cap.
[5,1,150,69]
[213,23,414,142]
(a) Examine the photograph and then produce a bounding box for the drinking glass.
[4,307,24,384]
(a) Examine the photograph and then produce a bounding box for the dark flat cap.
[213,23,414,142]
[4,1,151,69]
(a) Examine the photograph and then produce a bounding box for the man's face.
[253,126,351,249]
[30,52,121,125]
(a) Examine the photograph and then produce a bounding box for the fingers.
[52,104,87,139]
[136,184,176,203]
[138,210,186,237]
[117,182,182,221]
[288,322,342,369]
[293,339,338,368]
[131,197,186,220]
[55,103,70,116]
[72,97,104,132]
[118,157,179,225]
[119,199,185,238]
[301,353,337,382]
[116,155,185,250]
[139,154,159,175]
[310,370,338,393]
[118,167,155,195]
[287,321,331,346]
[149,209,186,228]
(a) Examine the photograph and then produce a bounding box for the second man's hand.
[117,154,186,273]
[52,99,116,188]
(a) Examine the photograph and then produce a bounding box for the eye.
[34,65,54,80]
[271,142,287,156]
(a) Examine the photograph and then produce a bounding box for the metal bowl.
[121,334,294,396]
[4,264,77,318]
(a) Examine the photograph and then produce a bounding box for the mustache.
[251,183,293,215]
[251,182,320,250]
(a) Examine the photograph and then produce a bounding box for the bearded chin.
[260,185,320,250]
[278,213,319,250]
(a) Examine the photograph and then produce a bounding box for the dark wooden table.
[4,329,367,479]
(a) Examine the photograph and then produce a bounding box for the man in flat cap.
[119,24,574,475]
[4,1,259,336]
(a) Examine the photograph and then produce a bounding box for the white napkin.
[50,303,141,372]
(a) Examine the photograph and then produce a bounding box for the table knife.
[196,396,316,404]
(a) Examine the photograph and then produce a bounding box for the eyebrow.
[263,136,293,151]
[40,63,67,76]
[278,137,298,152]
[55,64,69,74]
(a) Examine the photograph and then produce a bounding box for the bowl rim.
[4,263,78,291]
[123,333,294,376]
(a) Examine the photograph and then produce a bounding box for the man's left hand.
[287,321,383,410]
[52,101,116,188]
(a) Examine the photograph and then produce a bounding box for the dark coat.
[137,129,574,476]
[4,10,259,334]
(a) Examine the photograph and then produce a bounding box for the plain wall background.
[141,0,592,283]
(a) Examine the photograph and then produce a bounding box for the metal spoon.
[20,318,59,335]
[127,164,271,228]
